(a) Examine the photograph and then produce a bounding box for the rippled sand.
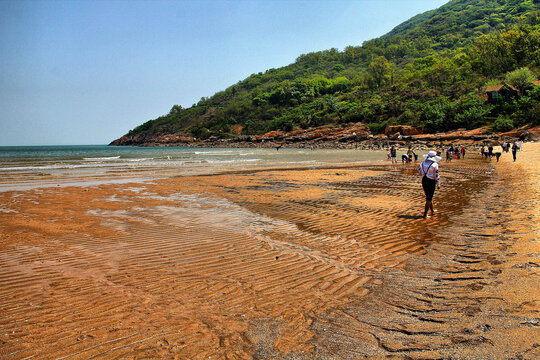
[0,145,538,359]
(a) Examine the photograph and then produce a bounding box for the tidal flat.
[0,144,538,359]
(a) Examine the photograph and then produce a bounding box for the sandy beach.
[0,144,538,359]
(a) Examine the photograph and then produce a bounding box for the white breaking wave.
[205,159,262,164]
[83,156,121,161]
[194,150,234,155]
[127,158,153,162]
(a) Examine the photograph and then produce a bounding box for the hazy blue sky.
[0,0,449,146]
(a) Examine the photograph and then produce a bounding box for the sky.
[0,0,449,146]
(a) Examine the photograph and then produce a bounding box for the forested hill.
[112,0,540,146]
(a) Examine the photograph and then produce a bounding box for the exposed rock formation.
[109,124,540,148]
[384,125,424,136]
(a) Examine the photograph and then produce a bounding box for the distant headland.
[111,0,540,150]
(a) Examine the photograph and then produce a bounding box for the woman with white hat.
[418,150,441,218]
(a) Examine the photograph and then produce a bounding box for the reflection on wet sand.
[0,145,538,359]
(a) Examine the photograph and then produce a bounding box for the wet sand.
[0,144,538,359]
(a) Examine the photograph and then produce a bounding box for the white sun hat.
[422,150,442,163]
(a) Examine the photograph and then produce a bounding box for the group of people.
[388,146,418,164]
[481,140,521,162]
[389,145,467,165]
[443,145,466,161]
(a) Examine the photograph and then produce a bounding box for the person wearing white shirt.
[418,150,441,218]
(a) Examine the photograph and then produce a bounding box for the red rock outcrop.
[109,124,539,148]
[384,125,424,136]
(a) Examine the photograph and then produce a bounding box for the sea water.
[0,145,387,191]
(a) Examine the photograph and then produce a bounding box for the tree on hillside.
[169,104,183,115]
[368,56,392,89]
[470,26,540,77]
[505,67,537,93]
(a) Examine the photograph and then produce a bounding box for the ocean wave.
[0,162,143,171]
[83,156,121,161]
[205,159,261,164]
[0,164,114,171]
[127,158,153,162]
[194,150,234,155]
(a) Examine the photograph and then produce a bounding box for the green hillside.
[117,0,540,144]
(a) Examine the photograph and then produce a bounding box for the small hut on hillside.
[485,83,519,103]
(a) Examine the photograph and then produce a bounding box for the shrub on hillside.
[490,115,514,133]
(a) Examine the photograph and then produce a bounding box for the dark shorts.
[422,176,437,201]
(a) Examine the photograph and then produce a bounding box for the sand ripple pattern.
[0,153,538,359]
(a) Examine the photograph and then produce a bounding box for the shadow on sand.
[397,214,424,220]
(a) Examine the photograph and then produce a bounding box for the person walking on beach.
[512,141,518,162]
[390,146,397,164]
[419,150,441,218]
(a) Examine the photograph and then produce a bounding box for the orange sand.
[0,144,538,359]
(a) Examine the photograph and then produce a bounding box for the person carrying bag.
[418,150,441,218]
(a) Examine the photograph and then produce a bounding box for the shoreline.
[0,143,538,358]
[0,147,388,193]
